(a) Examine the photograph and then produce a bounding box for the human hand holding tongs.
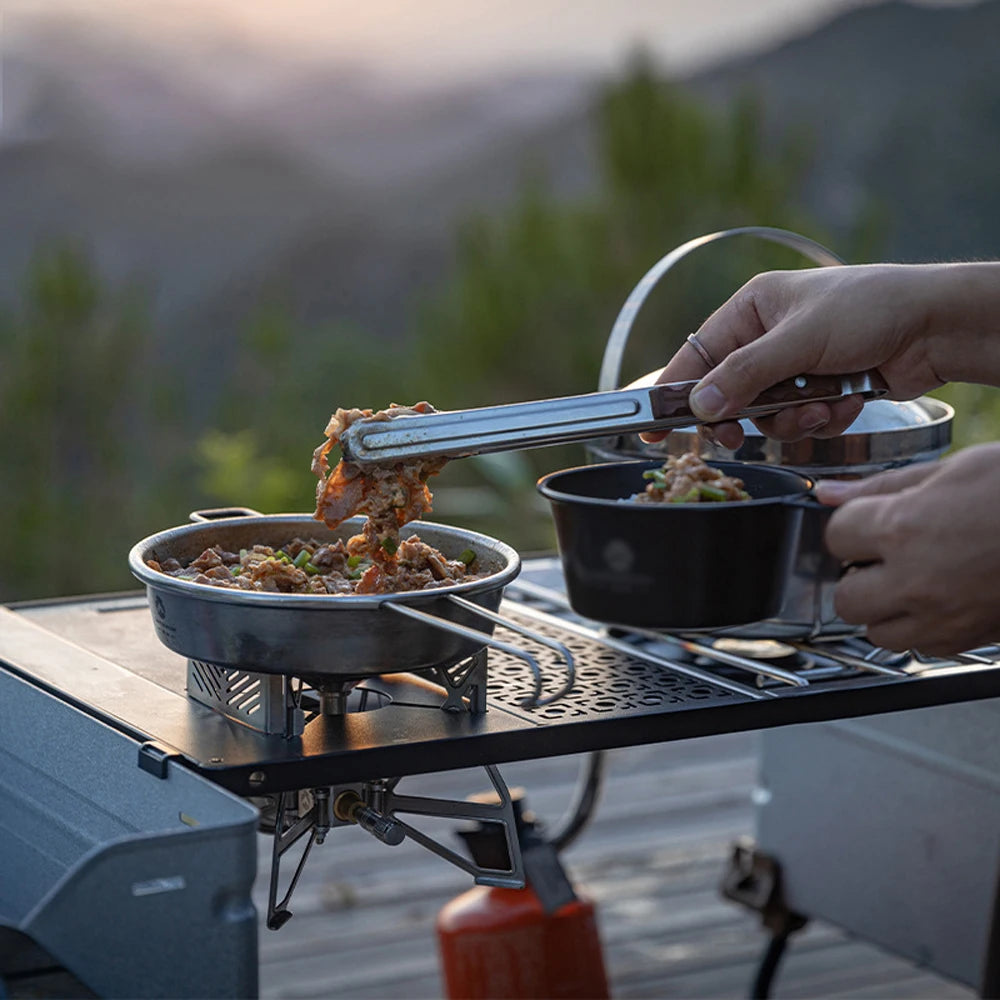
[337,371,889,466]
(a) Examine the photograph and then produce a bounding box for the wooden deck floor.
[253,732,974,999]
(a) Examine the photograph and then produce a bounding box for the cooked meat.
[310,401,462,591]
[146,537,483,594]
[312,403,447,554]
[632,452,751,503]
[146,401,486,595]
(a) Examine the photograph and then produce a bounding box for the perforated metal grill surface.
[485,608,741,720]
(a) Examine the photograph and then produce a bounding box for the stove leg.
[265,791,325,930]
[751,931,792,1000]
[719,839,807,1000]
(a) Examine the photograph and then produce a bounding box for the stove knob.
[334,790,405,846]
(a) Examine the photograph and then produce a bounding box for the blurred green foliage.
[5,56,978,602]
[931,383,1000,451]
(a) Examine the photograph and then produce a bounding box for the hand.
[645,262,1000,450]
[817,444,1000,655]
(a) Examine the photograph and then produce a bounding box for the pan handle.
[381,600,574,708]
[189,506,264,522]
[444,594,575,703]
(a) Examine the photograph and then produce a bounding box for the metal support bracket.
[429,648,489,713]
[383,764,525,888]
[720,838,808,937]
[261,765,524,931]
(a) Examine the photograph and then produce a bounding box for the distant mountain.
[3,0,999,362]
[686,0,1000,261]
[1,18,595,342]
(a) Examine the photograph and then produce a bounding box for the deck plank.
[255,734,974,999]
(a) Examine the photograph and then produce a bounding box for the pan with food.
[130,399,537,681]
[129,512,521,679]
[537,457,830,631]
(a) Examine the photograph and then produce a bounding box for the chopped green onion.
[671,486,701,504]
[347,554,364,569]
[457,548,476,566]
[381,536,398,556]
[230,566,241,576]
[239,548,248,562]
[642,469,667,482]
[304,562,321,575]
[697,483,729,502]
[293,549,311,568]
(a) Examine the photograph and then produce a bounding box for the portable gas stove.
[4,558,1000,998]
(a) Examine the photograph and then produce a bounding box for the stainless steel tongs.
[338,371,889,466]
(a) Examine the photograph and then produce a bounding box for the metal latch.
[137,741,181,779]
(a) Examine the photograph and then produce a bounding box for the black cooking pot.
[537,460,823,631]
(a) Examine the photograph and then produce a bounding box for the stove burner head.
[300,680,392,716]
[710,638,814,672]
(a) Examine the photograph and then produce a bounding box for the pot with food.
[537,455,823,631]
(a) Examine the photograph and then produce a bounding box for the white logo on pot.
[602,539,634,574]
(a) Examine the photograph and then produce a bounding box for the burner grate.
[188,661,304,736]
[486,609,740,720]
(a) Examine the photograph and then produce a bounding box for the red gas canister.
[436,799,610,999]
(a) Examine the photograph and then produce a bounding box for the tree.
[0,247,156,598]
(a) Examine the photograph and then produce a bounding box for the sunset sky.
[4,0,980,85]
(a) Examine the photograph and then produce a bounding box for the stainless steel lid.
[587,396,954,478]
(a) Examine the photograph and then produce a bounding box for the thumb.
[815,462,940,506]
[688,320,822,421]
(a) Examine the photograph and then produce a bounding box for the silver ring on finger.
[685,331,718,370]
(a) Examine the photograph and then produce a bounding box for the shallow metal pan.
[129,512,521,678]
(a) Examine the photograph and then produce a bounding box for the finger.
[709,420,745,451]
[816,461,940,506]
[659,283,771,388]
[751,402,834,442]
[833,560,903,626]
[748,395,865,444]
[654,333,717,386]
[640,418,744,449]
[824,495,889,563]
[864,614,919,654]
[803,395,866,438]
[688,317,827,421]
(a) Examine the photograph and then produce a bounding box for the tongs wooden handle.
[339,371,888,466]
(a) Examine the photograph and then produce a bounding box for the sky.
[3,0,981,87]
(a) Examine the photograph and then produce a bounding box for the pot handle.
[598,226,844,391]
[783,493,842,585]
[189,506,264,522]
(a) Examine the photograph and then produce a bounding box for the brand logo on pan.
[154,595,167,620]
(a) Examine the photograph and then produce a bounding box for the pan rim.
[128,514,521,608]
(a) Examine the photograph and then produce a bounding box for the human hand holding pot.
[645,262,1000,449]
[817,442,1000,656]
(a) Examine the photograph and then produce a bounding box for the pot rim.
[129,513,521,609]
[537,458,815,510]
